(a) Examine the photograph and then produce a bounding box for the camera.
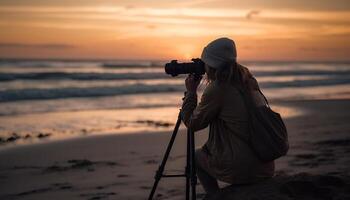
[164,58,205,77]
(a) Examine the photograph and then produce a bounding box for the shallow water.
[0,60,349,147]
[0,103,301,148]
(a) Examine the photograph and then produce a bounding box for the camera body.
[164,58,205,77]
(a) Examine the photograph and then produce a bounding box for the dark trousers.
[195,149,219,195]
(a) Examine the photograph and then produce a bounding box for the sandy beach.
[0,98,349,199]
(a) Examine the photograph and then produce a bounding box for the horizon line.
[1,57,350,63]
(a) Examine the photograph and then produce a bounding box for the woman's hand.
[185,74,202,93]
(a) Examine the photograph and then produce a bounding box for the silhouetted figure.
[181,38,274,199]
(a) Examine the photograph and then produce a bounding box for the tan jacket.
[181,77,275,184]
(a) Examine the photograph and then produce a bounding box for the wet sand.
[0,99,349,199]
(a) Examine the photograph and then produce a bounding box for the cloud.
[172,0,219,7]
[146,24,157,29]
[298,46,350,52]
[1,6,349,22]
[0,43,76,49]
[124,5,135,10]
[246,10,260,19]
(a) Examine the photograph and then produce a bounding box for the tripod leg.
[148,111,182,200]
[189,130,197,200]
[186,129,190,200]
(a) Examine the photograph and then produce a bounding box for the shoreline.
[0,98,349,199]
[0,98,347,151]
[0,98,306,149]
[1,98,349,150]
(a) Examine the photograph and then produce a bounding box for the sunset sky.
[0,0,349,61]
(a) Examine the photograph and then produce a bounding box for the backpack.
[236,87,289,162]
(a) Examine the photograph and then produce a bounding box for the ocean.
[0,59,349,147]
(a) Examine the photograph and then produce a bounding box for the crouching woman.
[181,38,275,199]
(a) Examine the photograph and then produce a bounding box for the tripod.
[148,110,197,200]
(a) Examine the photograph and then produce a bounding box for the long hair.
[204,62,259,91]
[206,62,250,84]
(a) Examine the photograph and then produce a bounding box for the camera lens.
[164,59,205,77]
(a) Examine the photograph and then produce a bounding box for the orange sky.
[0,0,349,61]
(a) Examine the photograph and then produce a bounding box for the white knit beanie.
[201,37,237,69]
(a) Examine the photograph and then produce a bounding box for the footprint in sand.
[51,182,74,190]
[139,186,151,190]
[44,159,124,173]
[117,174,130,178]
[79,192,116,200]
[94,182,125,190]
[144,159,158,164]
[14,182,73,197]
[16,188,52,196]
